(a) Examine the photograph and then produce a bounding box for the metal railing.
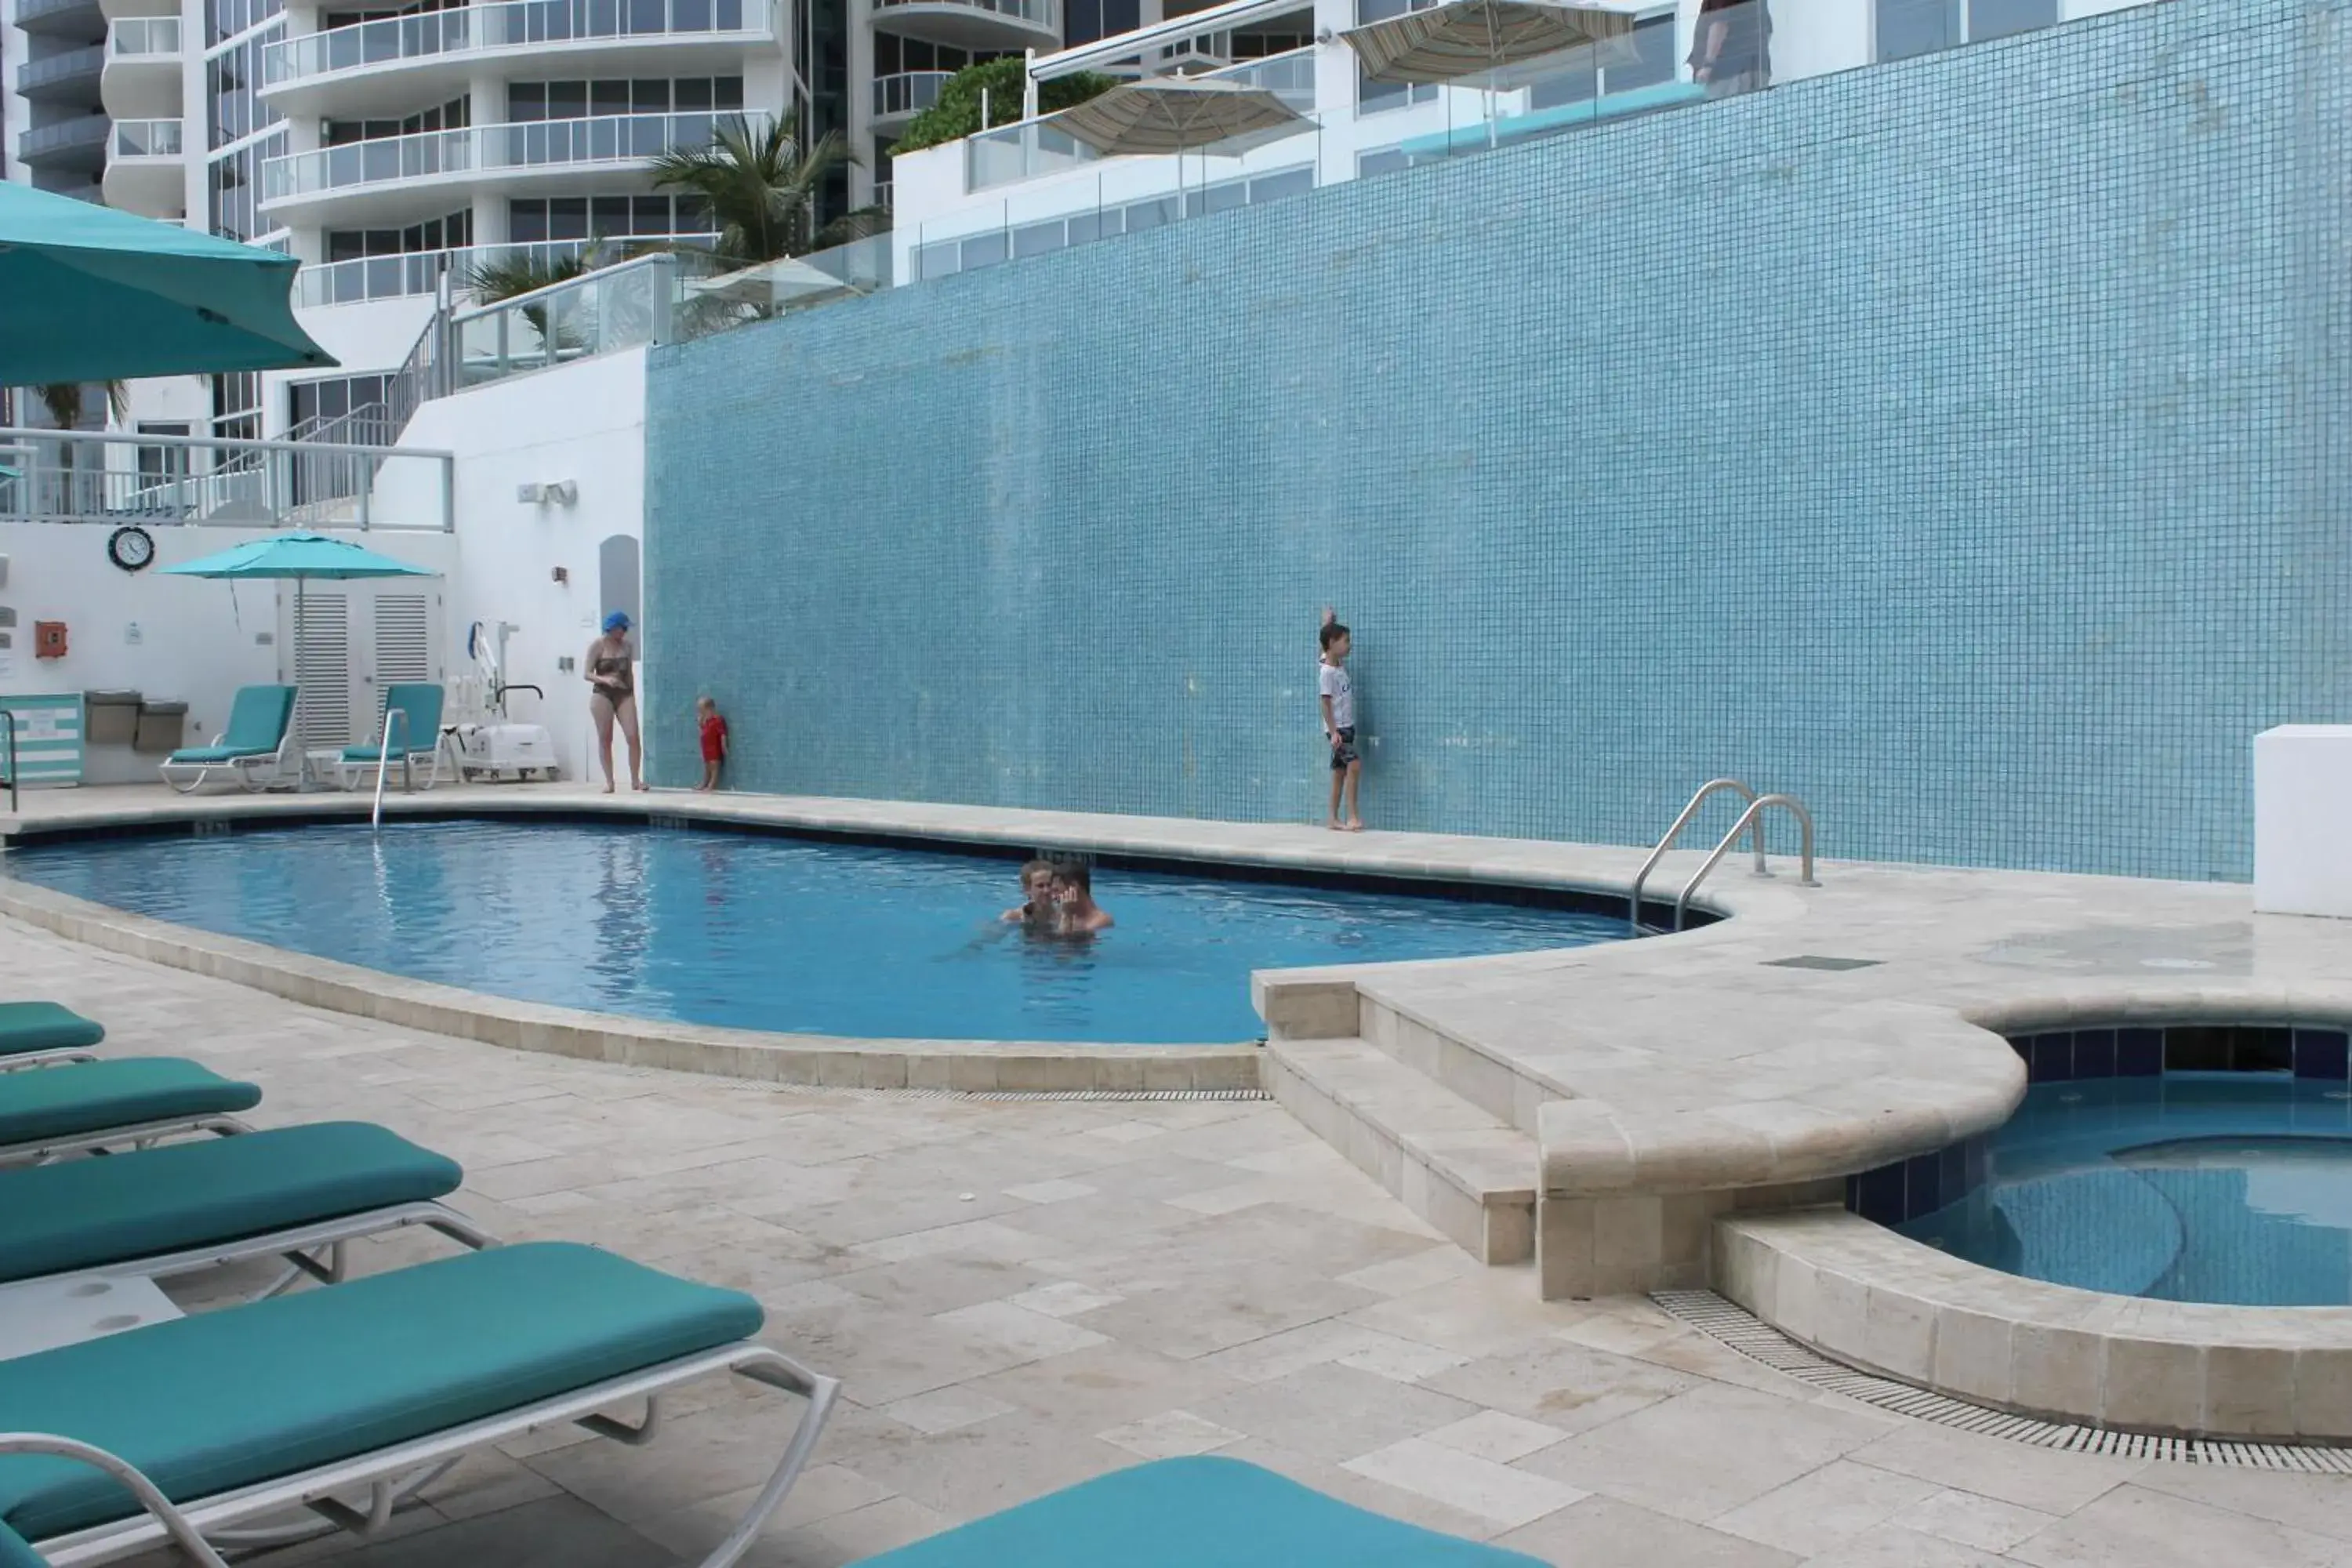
[1628,778,1762,931]
[264,0,771,86]
[1,710,16,818]
[111,118,184,158]
[872,70,953,121]
[294,234,719,307]
[0,428,455,532]
[20,117,110,159]
[106,17,180,57]
[1674,795,1820,930]
[260,111,771,203]
[872,0,1058,29]
[16,45,103,94]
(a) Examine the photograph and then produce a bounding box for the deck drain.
[1761,955,1882,971]
[1650,1290,2352,1469]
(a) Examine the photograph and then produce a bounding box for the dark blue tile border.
[1853,1018,2352,1227]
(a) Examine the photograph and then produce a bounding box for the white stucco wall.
[383,347,648,782]
[0,521,458,782]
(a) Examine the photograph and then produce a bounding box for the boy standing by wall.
[1319,608,1363,832]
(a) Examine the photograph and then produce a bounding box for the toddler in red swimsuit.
[695,696,729,791]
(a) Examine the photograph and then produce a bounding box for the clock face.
[108,526,155,572]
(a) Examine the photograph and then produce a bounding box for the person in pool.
[1000,859,1057,925]
[586,611,645,794]
[1048,860,1114,935]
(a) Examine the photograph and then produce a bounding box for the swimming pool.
[1898,1074,2352,1306]
[2,819,1628,1044]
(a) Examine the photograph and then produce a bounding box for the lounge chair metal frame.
[157,728,299,796]
[0,1115,252,1168]
[45,1200,499,1304]
[0,1051,102,1075]
[8,1344,840,1568]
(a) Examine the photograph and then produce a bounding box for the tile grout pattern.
[7,919,2346,1566]
[646,0,2352,882]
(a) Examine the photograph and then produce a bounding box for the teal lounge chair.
[158,686,297,794]
[0,1121,490,1301]
[0,1003,103,1069]
[335,683,446,793]
[0,1058,258,1163]
[859,1457,1549,1566]
[0,1243,838,1568]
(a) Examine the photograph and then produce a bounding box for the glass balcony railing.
[872,69,953,120]
[13,0,102,28]
[106,17,181,58]
[16,45,103,94]
[871,0,1058,33]
[112,118,185,158]
[261,111,769,203]
[263,0,771,88]
[294,233,720,307]
[20,116,110,160]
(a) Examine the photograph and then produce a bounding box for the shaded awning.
[1055,78,1308,157]
[1344,0,1638,86]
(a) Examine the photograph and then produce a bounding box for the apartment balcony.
[16,44,104,103]
[259,110,771,227]
[870,0,1058,55]
[869,69,952,132]
[100,117,186,217]
[259,0,781,118]
[14,0,104,38]
[19,114,111,173]
[292,233,719,307]
[101,16,181,121]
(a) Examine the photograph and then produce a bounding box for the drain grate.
[1651,1290,2352,1470]
[1761,955,1882,971]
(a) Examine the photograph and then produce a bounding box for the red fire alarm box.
[32,622,67,659]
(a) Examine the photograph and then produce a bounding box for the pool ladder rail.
[368,707,414,832]
[1628,779,1820,934]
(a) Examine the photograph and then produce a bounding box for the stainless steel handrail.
[1628,778,1762,929]
[1673,793,1818,930]
[368,706,410,829]
[1,710,16,817]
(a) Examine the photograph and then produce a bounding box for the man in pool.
[1001,859,1057,925]
[1048,860,1114,934]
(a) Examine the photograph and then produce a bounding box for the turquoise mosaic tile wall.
[646,0,2350,880]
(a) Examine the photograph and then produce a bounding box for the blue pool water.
[1901,1076,2352,1306]
[3,820,1626,1044]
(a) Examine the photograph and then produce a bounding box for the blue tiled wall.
[645,0,2352,880]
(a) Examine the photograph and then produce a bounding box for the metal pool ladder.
[1628,780,1820,932]
[368,706,412,832]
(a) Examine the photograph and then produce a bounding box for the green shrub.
[891,57,1118,155]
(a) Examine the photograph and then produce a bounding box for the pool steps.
[1261,1032,1537,1265]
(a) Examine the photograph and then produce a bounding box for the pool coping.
[1716,1206,2352,1442]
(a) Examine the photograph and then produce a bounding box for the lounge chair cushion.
[0,1001,104,1058]
[162,744,268,765]
[0,1121,461,1283]
[0,1526,40,1568]
[859,1457,1548,1566]
[0,1058,260,1149]
[0,1242,763,1543]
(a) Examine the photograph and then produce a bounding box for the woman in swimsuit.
[586,610,646,793]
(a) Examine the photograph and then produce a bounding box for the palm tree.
[465,248,601,352]
[649,115,851,267]
[35,379,129,432]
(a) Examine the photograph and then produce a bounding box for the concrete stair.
[1262,1033,1537,1264]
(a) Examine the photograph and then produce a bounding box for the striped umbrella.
[1343,0,1638,86]
[1055,79,1308,157]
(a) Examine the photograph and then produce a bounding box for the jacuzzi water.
[2,819,1627,1044]
[1900,1075,2352,1306]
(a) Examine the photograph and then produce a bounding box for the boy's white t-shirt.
[1319,661,1355,731]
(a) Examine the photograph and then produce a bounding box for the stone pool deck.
[9,785,2352,1439]
[6,909,2350,1568]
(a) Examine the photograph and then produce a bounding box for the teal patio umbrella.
[165,532,437,761]
[0,182,335,384]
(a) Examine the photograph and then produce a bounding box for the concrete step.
[1359,992,1545,1134]
[1263,1033,1537,1265]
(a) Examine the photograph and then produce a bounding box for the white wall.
[383,347,648,781]
[0,521,457,781]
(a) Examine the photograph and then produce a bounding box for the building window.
[324,96,468,146]
[1875,0,2057,63]
[324,212,473,261]
[506,194,707,242]
[1063,0,1139,47]
[508,76,742,120]
[1526,5,1677,107]
[206,129,285,244]
[288,374,394,434]
[136,424,191,484]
